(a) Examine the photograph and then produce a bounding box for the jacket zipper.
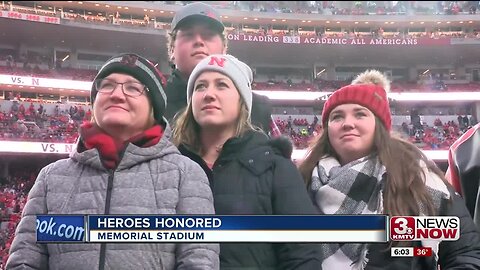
[98,170,115,270]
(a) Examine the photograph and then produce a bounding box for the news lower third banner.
[36,215,388,243]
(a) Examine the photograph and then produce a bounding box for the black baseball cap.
[171,2,224,33]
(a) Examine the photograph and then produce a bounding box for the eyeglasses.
[94,78,148,97]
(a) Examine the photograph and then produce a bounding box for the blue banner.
[88,215,387,231]
[36,215,85,242]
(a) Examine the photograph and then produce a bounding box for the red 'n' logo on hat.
[208,57,226,67]
[120,54,138,67]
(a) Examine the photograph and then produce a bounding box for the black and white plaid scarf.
[310,154,451,270]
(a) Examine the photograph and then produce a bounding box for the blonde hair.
[172,99,253,154]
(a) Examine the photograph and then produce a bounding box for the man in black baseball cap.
[165,2,278,138]
[165,2,227,122]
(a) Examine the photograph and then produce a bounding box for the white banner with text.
[0,141,75,154]
[0,75,92,90]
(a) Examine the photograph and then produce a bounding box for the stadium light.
[316,68,326,76]
[254,91,480,102]
[254,90,330,101]
[0,141,448,161]
[388,92,480,102]
[1,75,479,103]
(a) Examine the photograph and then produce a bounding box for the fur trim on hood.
[268,135,293,159]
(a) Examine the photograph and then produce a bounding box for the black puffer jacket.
[165,69,274,133]
[164,69,188,122]
[179,131,321,270]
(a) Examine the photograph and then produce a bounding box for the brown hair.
[299,118,449,217]
[172,99,253,155]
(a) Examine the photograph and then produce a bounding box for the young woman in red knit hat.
[299,70,480,269]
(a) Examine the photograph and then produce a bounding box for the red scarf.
[78,122,164,169]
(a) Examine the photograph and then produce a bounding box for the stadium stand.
[1,1,480,265]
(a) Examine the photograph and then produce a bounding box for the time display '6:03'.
[391,247,413,257]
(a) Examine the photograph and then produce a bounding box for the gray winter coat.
[6,126,219,270]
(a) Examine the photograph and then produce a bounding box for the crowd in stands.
[3,1,480,36]
[222,1,479,16]
[0,170,36,269]
[272,113,476,151]
[0,53,98,81]
[2,2,166,29]
[0,99,331,149]
[398,118,467,150]
[0,98,90,143]
[1,50,480,94]
[233,25,479,40]
[274,116,322,149]
[2,53,480,96]
[254,77,480,93]
[15,1,474,17]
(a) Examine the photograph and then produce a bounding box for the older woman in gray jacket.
[6,53,219,270]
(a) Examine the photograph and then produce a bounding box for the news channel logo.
[390,216,459,241]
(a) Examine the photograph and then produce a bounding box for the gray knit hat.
[91,53,167,123]
[187,54,253,116]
